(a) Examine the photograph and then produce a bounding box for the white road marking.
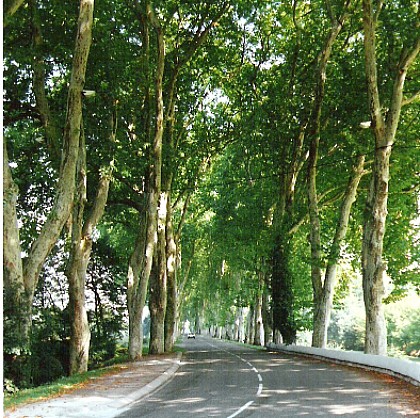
[227,401,254,418]
[206,341,264,417]
[224,350,264,416]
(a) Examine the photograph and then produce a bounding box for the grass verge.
[4,365,126,411]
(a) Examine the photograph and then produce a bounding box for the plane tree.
[3,0,95,384]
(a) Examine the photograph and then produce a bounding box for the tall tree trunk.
[270,120,307,344]
[66,109,115,375]
[272,235,295,344]
[164,195,177,352]
[126,5,152,361]
[361,0,419,354]
[143,3,229,353]
[262,264,273,345]
[147,9,166,355]
[176,242,195,321]
[312,156,366,348]
[127,4,165,359]
[253,271,264,346]
[3,0,94,359]
[127,207,151,360]
[246,305,255,344]
[149,193,168,354]
[362,153,389,355]
[238,308,245,343]
[66,129,91,375]
[3,143,30,382]
[306,5,348,347]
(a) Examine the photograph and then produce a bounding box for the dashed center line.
[206,341,263,418]
[227,401,254,418]
[226,350,264,417]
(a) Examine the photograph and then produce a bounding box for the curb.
[267,343,420,387]
[114,351,183,409]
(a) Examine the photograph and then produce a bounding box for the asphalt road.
[117,335,417,418]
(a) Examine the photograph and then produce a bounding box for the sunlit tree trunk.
[262,265,272,345]
[233,308,240,341]
[126,3,165,359]
[361,0,419,355]
[66,130,91,375]
[126,5,152,361]
[164,195,177,352]
[145,3,229,353]
[306,3,349,348]
[312,156,366,348]
[66,109,115,375]
[238,308,246,343]
[3,0,94,360]
[127,207,152,360]
[3,142,29,366]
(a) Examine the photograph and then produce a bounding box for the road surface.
[117,335,418,417]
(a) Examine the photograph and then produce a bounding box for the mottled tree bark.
[3,142,29,363]
[164,195,177,352]
[149,193,168,354]
[127,3,165,359]
[361,0,419,355]
[66,130,91,375]
[146,6,166,354]
[66,109,115,375]
[127,207,152,360]
[3,0,95,356]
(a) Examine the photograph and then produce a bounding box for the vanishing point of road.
[116,335,419,417]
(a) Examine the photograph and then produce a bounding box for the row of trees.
[3,0,419,388]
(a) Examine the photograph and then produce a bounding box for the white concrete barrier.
[267,343,420,386]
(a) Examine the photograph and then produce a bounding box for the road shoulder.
[5,352,182,418]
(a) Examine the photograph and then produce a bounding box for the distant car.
[187,332,196,339]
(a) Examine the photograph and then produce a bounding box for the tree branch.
[4,0,26,27]
[402,90,420,106]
